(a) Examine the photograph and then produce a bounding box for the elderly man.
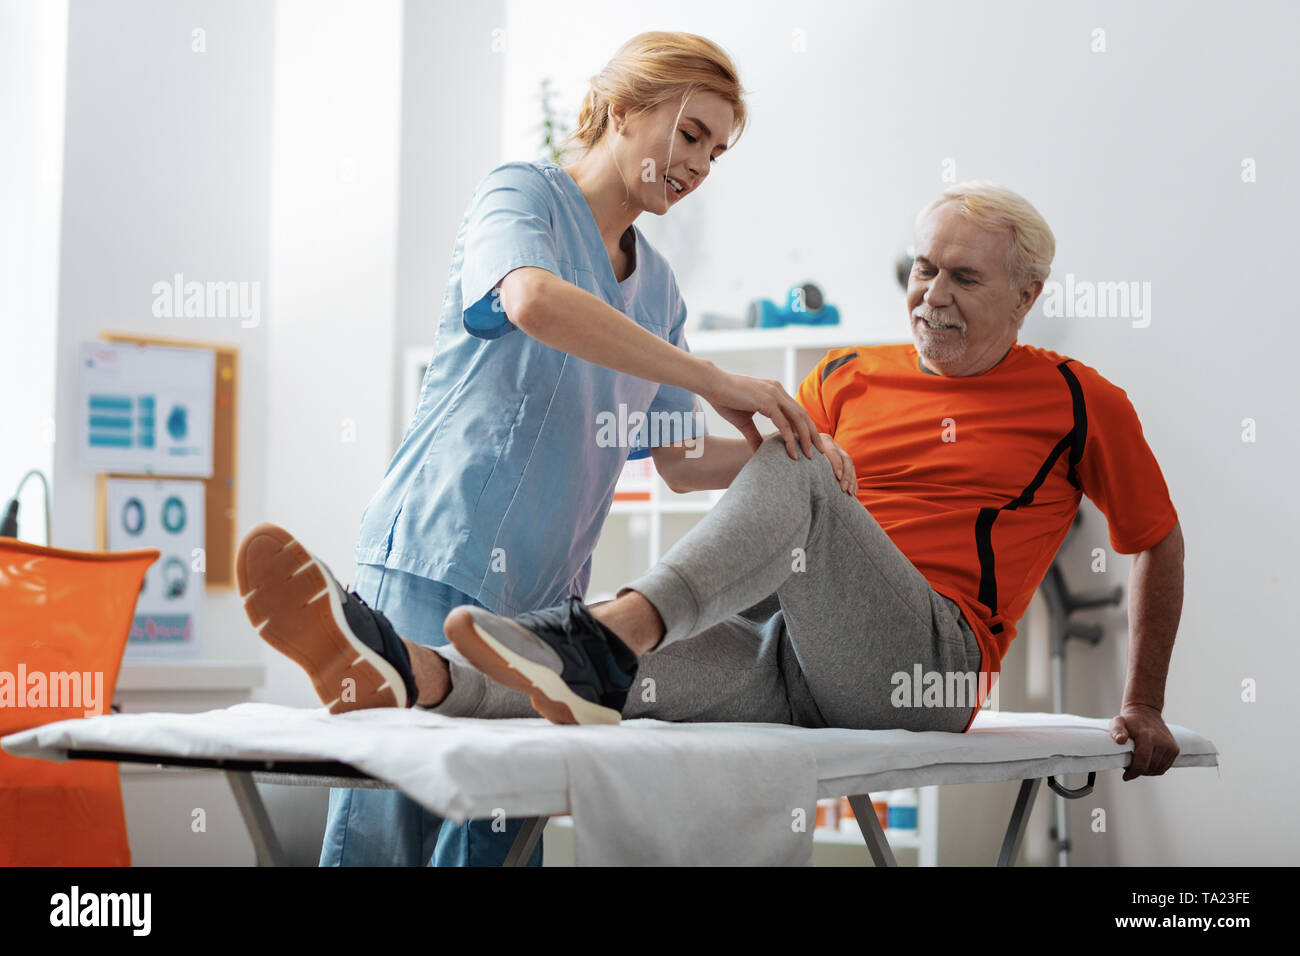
[242,182,1183,781]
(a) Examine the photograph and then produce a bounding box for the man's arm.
[1111,520,1185,780]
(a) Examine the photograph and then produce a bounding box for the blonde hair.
[918,182,1056,289]
[561,32,748,161]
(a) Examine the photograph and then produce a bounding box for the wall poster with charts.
[104,477,204,659]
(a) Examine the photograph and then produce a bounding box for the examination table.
[2,705,1218,866]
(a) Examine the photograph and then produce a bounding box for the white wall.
[44,0,414,860]
[500,0,1300,864]
[392,0,505,447]
[261,0,405,707]
[52,0,275,666]
[33,0,1298,865]
[0,0,67,545]
[44,0,500,720]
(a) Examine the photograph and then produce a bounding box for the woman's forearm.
[681,436,756,489]
[506,268,715,393]
[500,266,824,463]
[656,434,775,492]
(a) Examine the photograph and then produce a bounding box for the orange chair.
[0,539,158,865]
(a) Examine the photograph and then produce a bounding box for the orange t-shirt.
[796,342,1178,727]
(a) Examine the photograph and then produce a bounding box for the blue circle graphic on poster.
[167,404,188,440]
[122,497,145,535]
[162,495,186,533]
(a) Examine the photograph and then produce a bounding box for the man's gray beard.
[914,328,967,365]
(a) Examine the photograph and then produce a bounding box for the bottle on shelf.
[814,797,840,831]
[887,788,918,831]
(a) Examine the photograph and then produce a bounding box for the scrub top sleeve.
[627,292,709,461]
[460,163,564,339]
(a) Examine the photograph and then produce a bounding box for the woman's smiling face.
[609,92,735,215]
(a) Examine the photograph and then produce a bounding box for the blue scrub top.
[354,160,706,616]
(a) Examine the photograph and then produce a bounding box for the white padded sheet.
[2,705,1218,865]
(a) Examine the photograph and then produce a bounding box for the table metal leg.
[996,778,1042,867]
[226,771,289,867]
[502,816,547,867]
[846,793,897,867]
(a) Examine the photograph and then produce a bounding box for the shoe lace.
[514,594,584,643]
[516,597,635,688]
[343,586,396,636]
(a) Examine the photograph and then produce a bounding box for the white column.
[0,0,67,543]
[263,0,404,704]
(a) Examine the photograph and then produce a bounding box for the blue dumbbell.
[746,282,841,328]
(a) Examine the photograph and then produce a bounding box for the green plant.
[537,77,570,163]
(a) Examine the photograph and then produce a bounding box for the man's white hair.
[917,182,1056,289]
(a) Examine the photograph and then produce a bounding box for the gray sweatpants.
[427,435,983,732]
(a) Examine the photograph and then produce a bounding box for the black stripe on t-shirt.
[1057,360,1087,490]
[821,350,858,383]
[973,359,1087,634]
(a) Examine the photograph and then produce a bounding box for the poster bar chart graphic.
[87,394,153,449]
[78,342,214,476]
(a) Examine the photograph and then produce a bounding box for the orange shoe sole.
[236,522,409,713]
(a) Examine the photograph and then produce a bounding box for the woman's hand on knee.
[699,370,818,460]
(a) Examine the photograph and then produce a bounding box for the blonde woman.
[237,32,855,867]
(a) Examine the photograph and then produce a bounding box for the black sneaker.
[442,596,637,725]
[236,522,419,712]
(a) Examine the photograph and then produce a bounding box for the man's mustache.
[912,306,964,329]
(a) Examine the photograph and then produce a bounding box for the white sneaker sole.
[442,607,621,726]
